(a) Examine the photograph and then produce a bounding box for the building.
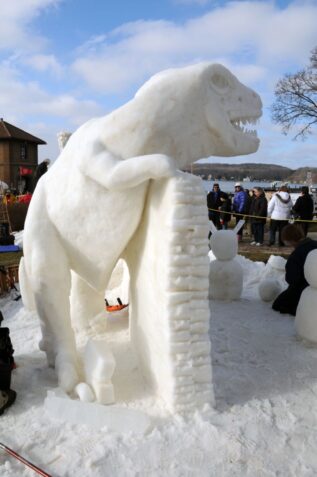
[0,118,46,192]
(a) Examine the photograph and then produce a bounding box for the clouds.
[71,2,317,96]
[0,0,62,52]
[0,0,316,166]
[23,54,63,77]
[173,0,211,5]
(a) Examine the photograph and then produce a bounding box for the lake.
[203,180,310,193]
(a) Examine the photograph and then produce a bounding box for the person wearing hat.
[33,159,50,190]
[232,183,247,240]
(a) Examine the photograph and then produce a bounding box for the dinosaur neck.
[100,98,210,167]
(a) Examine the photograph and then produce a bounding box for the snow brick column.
[125,171,214,412]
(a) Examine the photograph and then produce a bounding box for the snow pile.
[1,253,317,476]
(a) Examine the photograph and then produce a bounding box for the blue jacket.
[233,190,247,214]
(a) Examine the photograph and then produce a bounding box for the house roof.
[0,118,46,144]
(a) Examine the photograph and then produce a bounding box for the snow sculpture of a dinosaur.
[20,63,262,393]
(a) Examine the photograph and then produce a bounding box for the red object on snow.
[106,303,129,312]
[105,297,128,312]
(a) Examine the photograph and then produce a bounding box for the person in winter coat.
[272,224,317,316]
[232,183,247,240]
[292,186,314,236]
[249,187,267,245]
[219,192,232,230]
[33,159,50,190]
[267,185,292,246]
[206,183,227,230]
[244,189,254,238]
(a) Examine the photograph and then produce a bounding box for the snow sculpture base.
[45,389,151,434]
[125,172,214,412]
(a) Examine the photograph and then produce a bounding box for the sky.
[0,0,316,170]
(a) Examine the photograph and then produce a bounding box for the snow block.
[125,172,215,412]
[45,391,151,434]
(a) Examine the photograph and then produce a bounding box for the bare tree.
[271,47,317,139]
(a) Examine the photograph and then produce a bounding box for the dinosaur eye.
[210,72,230,92]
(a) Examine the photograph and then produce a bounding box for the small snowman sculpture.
[295,249,317,343]
[262,255,287,283]
[208,221,244,301]
[258,255,286,302]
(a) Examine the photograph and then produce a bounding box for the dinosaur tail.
[19,257,36,311]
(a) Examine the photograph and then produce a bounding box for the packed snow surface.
[1,254,317,476]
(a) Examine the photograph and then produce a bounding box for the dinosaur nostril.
[238,97,242,102]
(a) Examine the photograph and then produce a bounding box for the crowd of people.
[207,182,317,317]
[207,182,314,246]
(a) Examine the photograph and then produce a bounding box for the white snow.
[295,249,317,343]
[1,253,317,476]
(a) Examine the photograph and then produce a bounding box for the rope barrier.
[207,207,317,223]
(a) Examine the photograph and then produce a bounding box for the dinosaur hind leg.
[28,230,80,392]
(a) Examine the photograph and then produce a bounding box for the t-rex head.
[105,63,262,165]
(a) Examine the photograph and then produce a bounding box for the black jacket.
[249,194,267,224]
[34,162,48,188]
[273,238,317,316]
[206,189,227,210]
[293,194,314,220]
[219,192,232,223]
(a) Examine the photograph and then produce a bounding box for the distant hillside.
[287,167,317,183]
[182,163,317,183]
[183,163,293,182]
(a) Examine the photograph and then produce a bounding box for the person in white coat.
[267,185,293,246]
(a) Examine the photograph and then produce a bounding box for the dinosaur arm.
[78,140,176,190]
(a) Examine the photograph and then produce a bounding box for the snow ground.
[1,256,317,476]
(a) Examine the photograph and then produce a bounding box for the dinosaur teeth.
[230,118,258,137]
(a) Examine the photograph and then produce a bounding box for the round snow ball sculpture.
[210,230,237,260]
[267,255,286,271]
[258,278,282,302]
[304,249,317,287]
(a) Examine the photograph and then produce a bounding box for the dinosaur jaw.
[229,112,262,154]
[230,116,259,139]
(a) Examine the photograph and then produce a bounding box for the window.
[20,142,27,160]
